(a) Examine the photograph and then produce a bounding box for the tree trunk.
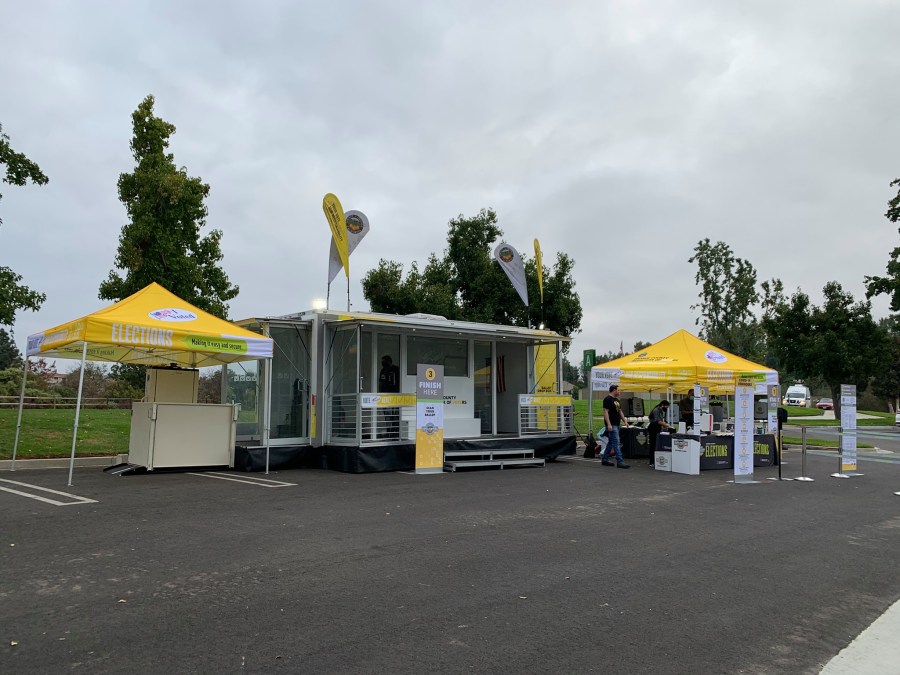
[831,383,842,424]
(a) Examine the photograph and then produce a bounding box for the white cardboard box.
[654,451,672,471]
[671,437,701,475]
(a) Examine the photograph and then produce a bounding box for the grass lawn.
[782,435,873,449]
[790,411,894,427]
[784,405,823,417]
[0,408,130,459]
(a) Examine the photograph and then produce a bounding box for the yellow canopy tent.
[12,283,274,484]
[590,329,777,394]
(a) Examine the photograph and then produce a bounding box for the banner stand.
[731,381,759,485]
[830,427,865,479]
[832,385,864,479]
[767,429,793,480]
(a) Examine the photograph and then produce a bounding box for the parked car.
[816,398,834,410]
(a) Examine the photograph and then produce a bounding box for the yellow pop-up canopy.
[26,282,273,367]
[590,329,777,394]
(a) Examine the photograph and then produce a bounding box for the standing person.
[378,355,401,438]
[679,393,695,428]
[600,384,630,468]
[647,400,672,467]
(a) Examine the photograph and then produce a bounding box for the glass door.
[268,324,312,443]
[474,341,493,434]
[324,324,360,442]
[226,360,260,441]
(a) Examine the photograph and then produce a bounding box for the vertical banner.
[535,344,558,430]
[416,364,444,474]
[840,384,857,473]
[534,238,544,305]
[493,242,529,307]
[734,384,755,481]
[322,193,350,278]
[328,210,370,284]
[692,384,708,433]
[767,384,780,434]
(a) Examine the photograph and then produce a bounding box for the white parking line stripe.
[203,471,298,486]
[0,479,98,506]
[186,472,296,487]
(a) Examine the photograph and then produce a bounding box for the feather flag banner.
[322,193,349,278]
[534,238,544,305]
[328,210,370,284]
[493,242,529,307]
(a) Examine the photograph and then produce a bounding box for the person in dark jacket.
[647,400,673,467]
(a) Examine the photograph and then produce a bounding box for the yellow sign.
[521,394,572,406]
[361,394,416,408]
[323,193,349,278]
[415,421,444,470]
[534,238,544,304]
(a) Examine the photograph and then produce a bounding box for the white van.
[783,384,812,407]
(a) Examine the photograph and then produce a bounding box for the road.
[784,423,900,455]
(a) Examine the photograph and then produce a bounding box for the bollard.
[794,425,814,482]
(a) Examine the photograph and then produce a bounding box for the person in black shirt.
[647,400,673,467]
[378,355,400,393]
[600,384,630,468]
[378,355,401,438]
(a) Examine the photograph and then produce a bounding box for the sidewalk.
[820,598,900,674]
[0,454,126,471]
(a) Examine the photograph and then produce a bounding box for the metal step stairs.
[443,448,545,472]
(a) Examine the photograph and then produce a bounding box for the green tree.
[362,208,583,342]
[872,316,900,411]
[865,177,900,309]
[1,123,48,325]
[763,281,888,418]
[688,239,764,360]
[99,95,238,318]
[61,362,109,399]
[0,327,22,370]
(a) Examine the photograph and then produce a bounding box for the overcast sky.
[2,0,899,369]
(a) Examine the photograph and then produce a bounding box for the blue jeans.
[602,426,623,464]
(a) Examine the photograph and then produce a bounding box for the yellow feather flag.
[534,238,544,304]
[323,193,350,278]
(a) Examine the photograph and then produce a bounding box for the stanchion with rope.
[768,405,793,481]
[794,426,814,481]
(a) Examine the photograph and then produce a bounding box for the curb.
[0,454,128,471]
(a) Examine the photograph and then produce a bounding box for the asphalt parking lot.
[2,450,899,674]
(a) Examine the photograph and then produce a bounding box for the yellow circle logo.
[425,368,436,380]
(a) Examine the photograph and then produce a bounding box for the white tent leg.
[11,358,29,471]
[68,342,88,487]
[264,358,272,475]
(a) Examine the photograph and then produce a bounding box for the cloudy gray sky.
[2,0,899,367]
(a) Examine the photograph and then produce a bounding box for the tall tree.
[688,239,763,360]
[871,316,900,412]
[99,95,238,318]
[0,123,48,325]
[865,177,900,308]
[763,281,888,418]
[362,208,582,342]
[0,327,22,370]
